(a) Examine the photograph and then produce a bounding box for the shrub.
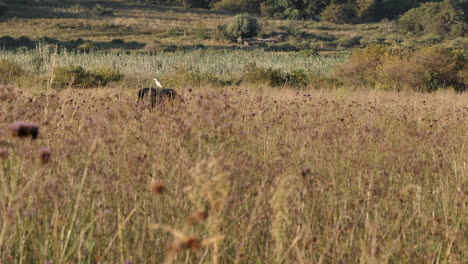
[51,65,122,89]
[399,0,466,37]
[285,70,308,88]
[52,66,89,89]
[241,62,285,87]
[192,22,209,40]
[374,0,418,20]
[0,59,23,83]
[91,66,122,86]
[375,57,421,91]
[213,0,262,12]
[335,44,391,87]
[225,13,261,40]
[214,24,229,41]
[408,47,466,91]
[163,44,179,52]
[336,45,467,91]
[458,65,468,88]
[179,0,211,8]
[356,0,377,22]
[321,4,358,24]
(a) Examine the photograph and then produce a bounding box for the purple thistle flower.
[9,122,39,139]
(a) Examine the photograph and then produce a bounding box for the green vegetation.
[225,13,261,40]
[321,3,358,24]
[0,47,345,90]
[399,0,466,37]
[51,65,122,89]
[0,59,23,83]
[336,44,468,92]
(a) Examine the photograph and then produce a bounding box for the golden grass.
[0,86,466,263]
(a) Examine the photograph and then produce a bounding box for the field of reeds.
[0,85,467,263]
[0,47,347,91]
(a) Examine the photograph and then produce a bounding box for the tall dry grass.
[0,86,466,263]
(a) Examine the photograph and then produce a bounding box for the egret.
[136,79,182,107]
[153,78,162,88]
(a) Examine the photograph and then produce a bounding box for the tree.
[321,3,358,23]
[213,0,263,12]
[0,0,7,16]
[399,0,465,36]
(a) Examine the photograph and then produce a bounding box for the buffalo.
[137,88,181,107]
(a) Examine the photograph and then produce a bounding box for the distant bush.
[164,44,179,52]
[192,22,210,40]
[0,59,23,83]
[225,13,261,40]
[399,0,466,37]
[241,63,309,88]
[241,62,285,87]
[213,0,262,12]
[214,24,229,41]
[321,4,358,24]
[179,0,211,9]
[165,65,232,87]
[374,0,418,20]
[91,66,122,86]
[336,44,467,92]
[52,65,122,89]
[285,70,308,88]
[335,44,390,87]
[458,65,468,88]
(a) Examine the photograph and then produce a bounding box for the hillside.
[0,0,465,52]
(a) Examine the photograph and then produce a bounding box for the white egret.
[153,78,162,88]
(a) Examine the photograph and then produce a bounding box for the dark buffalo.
[137,88,181,107]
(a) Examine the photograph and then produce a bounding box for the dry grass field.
[0,87,467,263]
[0,1,467,263]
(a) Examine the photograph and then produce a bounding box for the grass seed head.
[38,147,51,164]
[170,237,203,253]
[0,148,8,160]
[186,211,208,226]
[300,167,312,177]
[151,182,166,195]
